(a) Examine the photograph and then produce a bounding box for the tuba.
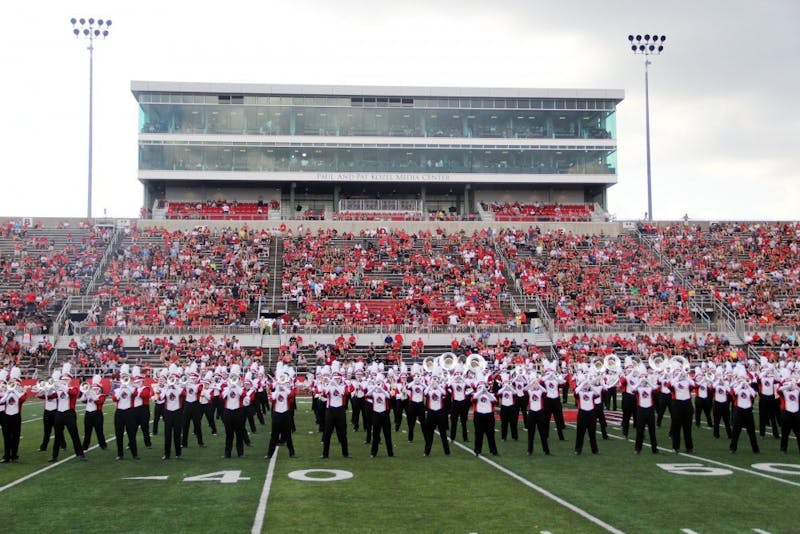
[465,354,487,373]
[648,352,667,372]
[422,356,437,373]
[669,355,690,374]
[603,354,622,374]
[438,352,457,372]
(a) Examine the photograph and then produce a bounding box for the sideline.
[447,437,625,534]
[0,438,116,494]
[251,446,279,534]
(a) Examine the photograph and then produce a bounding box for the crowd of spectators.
[497,227,695,329]
[645,222,800,326]
[281,227,510,327]
[166,199,277,220]
[483,201,594,222]
[87,225,271,329]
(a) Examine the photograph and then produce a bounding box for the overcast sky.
[0,0,797,221]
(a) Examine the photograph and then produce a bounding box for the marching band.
[1,353,800,465]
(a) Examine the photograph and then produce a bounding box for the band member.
[594,376,610,441]
[693,369,713,428]
[392,373,409,433]
[730,373,760,453]
[243,372,260,435]
[619,365,638,439]
[656,370,672,428]
[212,366,227,424]
[406,374,427,443]
[158,365,186,460]
[573,378,600,455]
[778,376,800,453]
[757,364,780,439]
[667,370,695,453]
[112,364,140,460]
[632,374,660,454]
[152,369,166,436]
[311,373,326,433]
[543,368,566,441]
[199,371,218,435]
[368,378,394,458]
[712,374,733,439]
[497,376,519,441]
[50,363,86,462]
[132,366,153,449]
[221,364,248,458]
[350,368,366,432]
[472,382,498,456]
[423,375,450,457]
[182,363,206,448]
[448,372,471,442]
[254,365,269,427]
[80,374,107,451]
[265,374,297,459]
[36,370,61,452]
[525,376,550,455]
[321,372,352,459]
[0,368,27,463]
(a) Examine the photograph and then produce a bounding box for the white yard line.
[0,438,115,494]
[567,423,800,489]
[681,529,700,534]
[752,529,774,534]
[447,437,625,534]
[251,446,279,534]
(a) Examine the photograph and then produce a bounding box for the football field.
[1,399,798,534]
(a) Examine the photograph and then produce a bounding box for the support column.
[420,186,426,216]
[333,184,340,214]
[289,182,296,219]
[463,184,471,217]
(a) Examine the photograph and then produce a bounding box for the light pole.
[71,17,112,219]
[628,33,665,222]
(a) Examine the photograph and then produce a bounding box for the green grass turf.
[0,398,798,533]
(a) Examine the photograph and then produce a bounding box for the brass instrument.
[422,356,437,373]
[167,375,177,386]
[465,354,487,372]
[121,375,131,387]
[80,382,91,394]
[438,352,457,372]
[669,355,690,374]
[648,352,668,372]
[604,354,622,374]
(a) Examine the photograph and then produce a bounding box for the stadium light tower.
[71,17,112,219]
[628,33,665,222]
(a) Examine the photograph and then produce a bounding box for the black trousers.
[656,392,671,426]
[53,409,83,460]
[526,410,550,454]
[500,404,520,440]
[267,411,295,458]
[244,402,259,433]
[135,405,152,447]
[350,396,365,430]
[152,402,164,434]
[423,408,450,455]
[114,408,138,458]
[322,406,349,457]
[621,392,637,437]
[670,399,694,451]
[603,387,617,411]
[407,401,426,442]
[730,407,760,452]
[82,410,107,450]
[370,410,394,457]
[594,403,608,438]
[574,409,598,454]
[163,408,184,458]
[544,397,565,440]
[694,396,712,427]
[780,411,800,453]
[223,408,245,458]
[2,413,21,461]
[634,406,658,453]
[449,399,469,441]
[201,402,218,433]
[254,391,267,425]
[393,398,408,432]
[713,400,732,439]
[362,403,373,443]
[473,412,498,455]
[759,394,780,438]
[182,401,204,446]
[39,409,59,450]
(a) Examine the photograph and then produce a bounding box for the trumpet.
[167,375,177,386]
[80,382,91,394]
[121,375,131,387]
